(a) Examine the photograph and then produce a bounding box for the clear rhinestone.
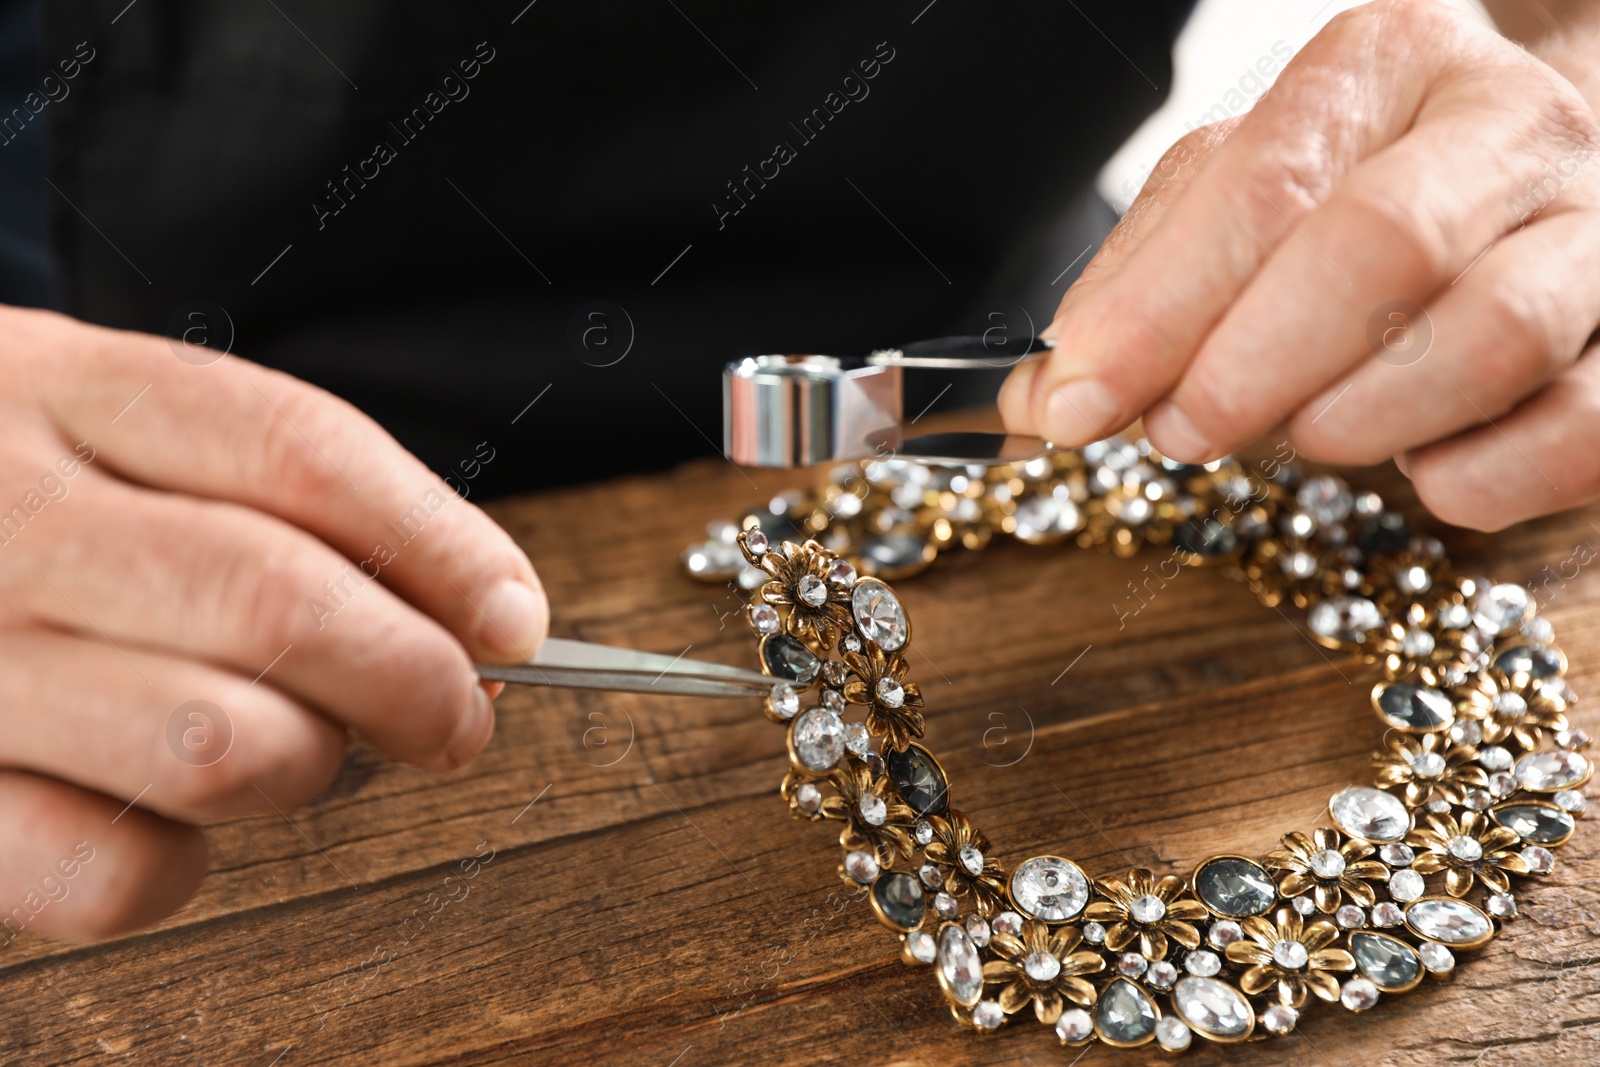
[851,580,908,652]
[1372,902,1404,927]
[1522,845,1554,874]
[1522,616,1555,642]
[1425,798,1452,814]
[1337,905,1367,929]
[1477,746,1513,771]
[750,604,781,635]
[1129,893,1167,923]
[906,928,936,963]
[1261,1003,1299,1035]
[1451,719,1484,746]
[1056,1007,1093,1044]
[1310,849,1347,878]
[1489,772,1518,797]
[768,683,800,720]
[1284,550,1319,579]
[1419,942,1455,974]
[937,925,982,1006]
[858,794,887,826]
[1380,843,1414,867]
[934,891,959,919]
[1447,836,1483,863]
[919,863,942,889]
[1496,692,1529,720]
[1492,802,1575,844]
[796,574,828,607]
[1330,786,1411,842]
[1185,950,1221,977]
[1208,920,1243,948]
[1410,752,1448,778]
[1395,565,1432,595]
[1557,729,1591,750]
[821,660,846,687]
[1273,940,1309,969]
[1147,960,1179,990]
[795,782,822,814]
[1517,751,1592,792]
[1172,977,1252,1040]
[845,850,880,884]
[1025,951,1062,983]
[1009,857,1090,922]
[1340,977,1380,1011]
[1405,898,1491,944]
[1464,789,1494,811]
[840,633,861,654]
[876,677,905,709]
[1556,790,1588,812]
[1155,1016,1192,1052]
[958,845,985,877]
[1473,583,1530,635]
[1118,952,1148,977]
[821,688,845,712]
[744,530,769,555]
[965,915,990,947]
[1389,869,1426,902]
[1377,681,1455,731]
[914,819,935,846]
[971,1000,1003,1030]
[1438,603,1472,629]
[1486,893,1517,918]
[1082,921,1106,944]
[791,708,845,772]
[991,911,1024,937]
[1308,596,1383,644]
[844,722,870,756]
[1401,627,1436,658]
[1298,475,1354,524]
[1291,895,1317,916]
[827,559,857,587]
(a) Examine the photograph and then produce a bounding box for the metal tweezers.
[474,638,774,697]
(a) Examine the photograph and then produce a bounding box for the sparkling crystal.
[876,677,905,708]
[1283,550,1319,579]
[1495,643,1564,679]
[874,872,924,929]
[1446,836,1483,863]
[1379,843,1414,867]
[851,580,908,652]
[1014,495,1084,543]
[1376,682,1455,731]
[821,660,846,688]
[1516,751,1591,792]
[1209,920,1243,948]
[1340,977,1380,1011]
[1330,786,1412,842]
[965,915,990,947]
[744,529,769,555]
[795,574,827,608]
[1522,845,1555,874]
[1401,627,1437,658]
[768,683,800,719]
[1451,719,1484,746]
[1394,564,1432,595]
[1557,729,1591,750]
[1439,603,1472,629]
[1389,869,1426,902]
[1147,960,1179,990]
[1405,898,1491,944]
[843,722,870,756]
[1492,802,1574,844]
[906,928,936,963]
[1056,1007,1093,1044]
[919,863,942,889]
[1185,949,1221,977]
[972,1000,1003,1030]
[1193,856,1276,918]
[937,924,982,1006]
[1118,952,1148,977]
[1351,932,1421,991]
[791,708,845,772]
[1473,583,1530,635]
[1372,902,1404,927]
[1310,849,1347,878]
[1522,615,1555,642]
[1489,772,1518,797]
[1156,1016,1192,1052]
[1477,745,1513,772]
[845,850,880,884]
[1298,475,1354,524]
[1464,789,1493,811]
[821,688,845,712]
[935,891,959,919]
[1082,920,1106,944]
[1129,893,1166,923]
[1308,596,1383,644]
[1024,950,1062,983]
[1095,979,1157,1046]
[1556,789,1588,812]
[827,559,857,587]
[1496,692,1529,720]
[763,635,821,684]
[1272,940,1309,969]
[1419,942,1455,974]
[749,604,781,635]
[858,794,887,827]
[913,819,935,846]
[1487,893,1517,918]
[991,911,1024,937]
[1425,798,1452,814]
[1261,1003,1299,1035]
[1172,976,1253,1040]
[885,745,948,816]
[840,633,861,654]
[1337,905,1367,929]
[957,845,985,877]
[1409,752,1447,779]
[1009,857,1090,922]
[795,782,822,814]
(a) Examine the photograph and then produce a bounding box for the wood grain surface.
[4,440,1599,1067]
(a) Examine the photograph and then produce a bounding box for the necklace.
[681,437,1590,1052]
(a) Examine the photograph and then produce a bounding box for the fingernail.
[1394,453,1412,479]
[446,684,495,767]
[1147,402,1215,463]
[1042,378,1120,446]
[478,579,547,659]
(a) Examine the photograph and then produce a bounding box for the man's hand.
[0,306,546,940]
[1001,0,1600,531]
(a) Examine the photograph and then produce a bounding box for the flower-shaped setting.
[1266,828,1390,913]
[753,538,854,651]
[1459,671,1571,751]
[1225,908,1355,1008]
[1239,536,1345,609]
[842,642,926,752]
[982,920,1105,1025]
[1372,732,1488,809]
[821,756,917,866]
[923,809,1006,915]
[1082,869,1207,961]
[1407,809,1531,897]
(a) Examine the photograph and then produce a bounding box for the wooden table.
[6,444,1599,1067]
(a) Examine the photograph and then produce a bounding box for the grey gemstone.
[1357,512,1411,555]
[1173,516,1239,558]
[1193,857,1276,918]
[1405,898,1491,945]
[1494,643,1563,679]
[762,635,820,685]
[1350,932,1422,991]
[886,744,949,816]
[1491,802,1576,844]
[874,872,925,930]
[1376,682,1454,731]
[1171,977,1253,1040]
[1095,979,1157,1046]
[859,534,929,577]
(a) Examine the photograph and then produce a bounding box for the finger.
[1000,119,1241,433]
[7,474,494,772]
[0,770,207,942]
[0,628,345,822]
[12,309,547,663]
[1405,345,1600,530]
[1288,210,1600,463]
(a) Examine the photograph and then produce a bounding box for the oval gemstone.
[936,924,982,1007]
[859,534,932,578]
[1307,596,1383,645]
[791,708,844,772]
[1193,857,1277,918]
[886,743,949,816]
[1405,898,1492,946]
[1350,932,1422,991]
[1375,682,1455,731]
[851,578,908,651]
[1171,976,1253,1040]
[1009,857,1089,922]
[873,872,925,931]
[1491,802,1576,845]
[1494,643,1563,679]
[1516,750,1592,792]
[762,634,820,685]
[1095,978,1158,1046]
[1013,495,1083,544]
[1173,516,1239,559]
[1329,786,1411,842]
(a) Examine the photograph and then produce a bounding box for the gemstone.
[1291,895,1317,916]
[1555,789,1588,812]
[1056,1008,1093,1044]
[1557,729,1591,749]
[768,683,800,719]
[1185,950,1221,977]
[860,534,930,577]
[937,924,983,1007]
[791,708,845,772]
[750,604,781,635]
[1496,692,1528,719]
[1261,1003,1299,1035]
[1446,836,1483,863]
[795,782,822,814]
[1118,952,1147,977]
[1379,843,1413,866]
[844,722,870,756]
[1337,905,1366,929]
[1009,857,1090,922]
[876,677,905,708]
[743,529,769,555]
[991,911,1023,937]
[1082,921,1106,943]
[886,744,948,816]
[763,635,820,684]
[1495,643,1563,679]
[1426,798,1452,814]
[1298,475,1354,524]
[796,574,828,607]
[1095,979,1158,1046]
[1013,495,1083,543]
[1284,550,1319,579]
[1389,869,1425,902]
[1489,772,1518,797]
[1340,977,1380,1011]
[1516,751,1591,792]
[821,688,845,712]
[1439,603,1472,629]
[971,1000,1003,1030]
[851,579,908,652]
[906,928,937,963]
[1451,719,1484,746]
[1411,752,1448,778]
[1376,682,1455,731]
[1418,942,1455,974]
[1308,596,1383,645]
[965,915,990,947]
[1155,1016,1192,1052]
[874,873,925,930]
[1024,951,1061,982]
[1372,902,1404,927]
[1350,932,1421,991]
[1464,789,1493,811]
[1473,583,1530,635]
[1478,746,1513,772]
[840,633,861,653]
[913,819,934,846]
[1193,857,1276,918]
[859,795,887,826]
[1208,920,1243,948]
[1487,893,1517,918]
[1405,898,1491,945]
[1521,614,1554,641]
[1358,511,1411,555]
[1172,976,1253,1040]
[1310,849,1347,878]
[1401,627,1436,658]
[844,850,880,884]
[1147,960,1179,990]
[935,892,959,919]
[1522,845,1554,874]
[919,863,942,889]
[1394,564,1432,595]
[827,559,857,587]
[1272,940,1309,969]
[1173,516,1239,558]
[1330,786,1411,842]
[958,845,985,877]
[821,661,846,687]
[1130,894,1166,923]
